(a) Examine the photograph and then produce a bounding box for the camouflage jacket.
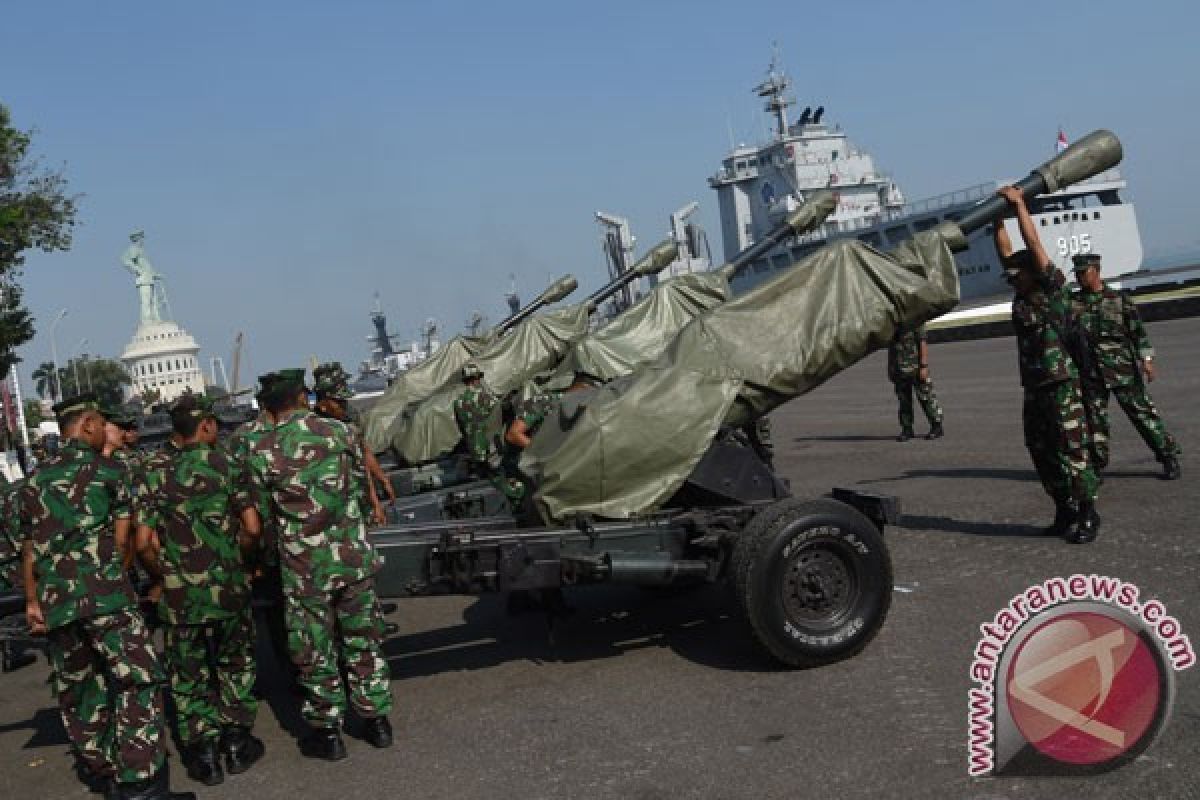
[247,409,378,596]
[887,325,927,380]
[136,443,253,624]
[18,440,136,630]
[224,413,279,564]
[0,481,24,589]
[453,385,498,464]
[1012,268,1079,389]
[1072,284,1154,388]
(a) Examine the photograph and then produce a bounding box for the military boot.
[926,421,944,440]
[1066,500,1100,544]
[896,428,914,442]
[363,716,394,749]
[1162,456,1182,481]
[221,726,265,775]
[1042,501,1077,538]
[183,740,223,786]
[115,765,196,800]
[299,728,347,762]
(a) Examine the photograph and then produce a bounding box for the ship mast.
[754,48,794,140]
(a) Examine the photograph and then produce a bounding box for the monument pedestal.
[121,321,205,403]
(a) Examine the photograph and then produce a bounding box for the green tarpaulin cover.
[540,270,732,391]
[362,333,492,453]
[387,303,592,464]
[521,223,965,523]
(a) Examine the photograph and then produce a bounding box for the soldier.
[225,375,294,689]
[994,187,1100,543]
[19,393,194,800]
[452,363,499,476]
[497,373,599,511]
[313,362,393,523]
[887,324,945,441]
[134,393,265,786]
[1070,253,1182,480]
[246,369,393,760]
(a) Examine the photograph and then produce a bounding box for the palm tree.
[32,361,59,400]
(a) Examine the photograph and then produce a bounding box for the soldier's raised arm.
[993,213,1015,260]
[998,185,1052,272]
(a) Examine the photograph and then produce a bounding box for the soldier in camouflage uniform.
[247,369,393,760]
[1070,253,1182,480]
[313,362,392,523]
[225,376,295,688]
[19,393,194,800]
[453,363,499,475]
[996,186,1100,544]
[887,324,945,441]
[135,393,265,786]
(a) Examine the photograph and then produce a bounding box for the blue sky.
[4,0,1197,394]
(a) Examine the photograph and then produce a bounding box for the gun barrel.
[955,129,1123,237]
[719,189,837,281]
[586,239,679,311]
[495,275,578,334]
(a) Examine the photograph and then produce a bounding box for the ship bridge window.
[736,160,747,170]
[1098,190,1121,205]
[885,225,912,244]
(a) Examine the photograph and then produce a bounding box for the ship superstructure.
[712,61,1143,301]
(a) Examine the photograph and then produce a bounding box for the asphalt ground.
[2,318,1197,800]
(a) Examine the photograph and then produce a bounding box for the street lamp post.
[49,308,68,404]
[70,337,88,395]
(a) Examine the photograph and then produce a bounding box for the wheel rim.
[779,528,860,631]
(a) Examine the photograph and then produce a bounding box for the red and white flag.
[1056,129,1069,153]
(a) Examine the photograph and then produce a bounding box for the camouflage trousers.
[893,376,943,431]
[285,577,393,728]
[47,608,166,784]
[1083,380,1181,469]
[1023,381,1099,504]
[162,608,258,746]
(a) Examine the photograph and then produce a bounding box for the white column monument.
[119,230,206,403]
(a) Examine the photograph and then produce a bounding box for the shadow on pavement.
[898,513,1045,538]
[860,467,1038,484]
[381,586,783,678]
[794,434,897,443]
[0,706,70,749]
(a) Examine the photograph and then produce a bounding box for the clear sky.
[4,0,1197,395]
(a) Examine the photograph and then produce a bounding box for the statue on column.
[121,230,168,324]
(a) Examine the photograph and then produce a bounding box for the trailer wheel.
[733,498,892,667]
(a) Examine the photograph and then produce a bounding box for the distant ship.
[353,293,439,394]
[710,60,1144,301]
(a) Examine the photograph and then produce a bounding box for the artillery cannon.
[381,237,683,472]
[363,274,580,456]
[367,131,1123,668]
[386,193,837,522]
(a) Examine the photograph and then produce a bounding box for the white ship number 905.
[1056,233,1092,257]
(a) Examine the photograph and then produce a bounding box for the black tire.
[732,497,893,668]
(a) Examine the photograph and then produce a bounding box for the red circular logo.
[1005,611,1164,766]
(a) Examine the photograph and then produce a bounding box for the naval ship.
[710,61,1144,301]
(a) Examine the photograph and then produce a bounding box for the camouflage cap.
[103,406,140,430]
[1071,252,1102,271]
[314,361,351,382]
[52,392,102,423]
[462,362,483,380]
[274,367,308,392]
[314,371,353,400]
[168,391,215,418]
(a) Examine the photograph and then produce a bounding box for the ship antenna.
[754,43,794,140]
